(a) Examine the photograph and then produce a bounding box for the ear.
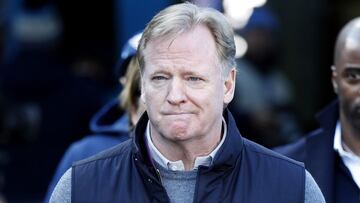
[119,76,127,86]
[331,65,338,94]
[223,68,236,105]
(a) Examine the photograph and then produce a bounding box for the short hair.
[137,2,236,76]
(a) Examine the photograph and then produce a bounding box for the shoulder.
[70,139,136,198]
[240,138,306,198]
[273,136,307,160]
[72,134,128,151]
[273,128,324,161]
[242,138,304,168]
[73,139,133,167]
[65,135,129,162]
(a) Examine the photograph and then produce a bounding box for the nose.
[167,78,186,105]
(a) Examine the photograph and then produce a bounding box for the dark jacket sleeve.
[273,136,307,163]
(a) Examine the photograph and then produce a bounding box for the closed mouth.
[162,112,193,116]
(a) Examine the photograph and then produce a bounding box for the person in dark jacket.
[50,3,324,203]
[44,33,143,203]
[275,17,360,203]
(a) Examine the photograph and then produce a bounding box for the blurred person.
[50,3,324,203]
[190,0,222,10]
[43,33,143,203]
[275,17,360,203]
[230,6,301,147]
[0,0,109,201]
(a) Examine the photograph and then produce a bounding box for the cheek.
[193,86,224,104]
[339,84,358,102]
[338,85,360,114]
[144,93,157,107]
[338,91,352,111]
[195,93,224,117]
[143,89,167,112]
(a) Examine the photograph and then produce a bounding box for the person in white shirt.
[276,17,360,203]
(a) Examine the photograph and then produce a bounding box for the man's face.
[141,25,235,143]
[333,40,360,130]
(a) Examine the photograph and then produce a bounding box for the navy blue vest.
[72,110,305,203]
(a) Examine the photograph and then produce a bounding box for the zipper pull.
[155,168,163,184]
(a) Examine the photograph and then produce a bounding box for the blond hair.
[119,57,141,114]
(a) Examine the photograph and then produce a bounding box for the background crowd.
[0,0,359,202]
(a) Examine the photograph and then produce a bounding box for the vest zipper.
[155,168,163,185]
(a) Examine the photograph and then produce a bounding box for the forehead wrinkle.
[147,46,212,69]
[150,50,196,68]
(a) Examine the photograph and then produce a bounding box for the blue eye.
[152,75,167,80]
[187,76,201,82]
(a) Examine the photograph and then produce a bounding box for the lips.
[162,112,193,115]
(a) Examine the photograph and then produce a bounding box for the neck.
[150,121,222,171]
[340,114,360,156]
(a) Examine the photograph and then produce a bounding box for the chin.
[168,129,190,139]
[163,129,196,142]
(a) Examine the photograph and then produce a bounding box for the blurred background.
[0,0,359,202]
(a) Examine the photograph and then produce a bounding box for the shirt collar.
[146,117,227,171]
[333,121,360,160]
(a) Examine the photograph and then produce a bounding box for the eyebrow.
[150,70,171,76]
[150,68,206,76]
[182,70,204,76]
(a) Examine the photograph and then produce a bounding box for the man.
[275,17,360,203]
[50,3,324,202]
